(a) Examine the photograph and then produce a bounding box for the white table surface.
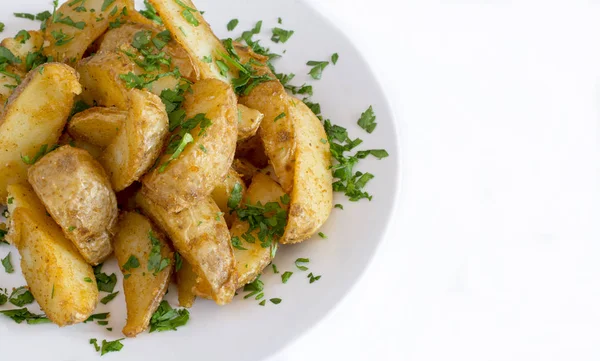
[272,1,600,360]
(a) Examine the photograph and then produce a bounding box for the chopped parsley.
[0,308,50,324]
[2,252,13,273]
[174,252,183,272]
[334,204,344,210]
[218,38,274,95]
[9,287,34,307]
[271,27,294,43]
[243,276,264,299]
[269,298,282,305]
[295,258,309,271]
[175,0,199,26]
[101,0,116,12]
[235,196,288,253]
[100,292,119,305]
[259,300,266,306]
[93,264,117,293]
[91,338,124,356]
[357,105,377,133]
[68,226,76,232]
[97,320,109,326]
[15,30,31,43]
[50,29,74,46]
[123,255,140,272]
[14,13,35,20]
[36,11,52,21]
[53,12,86,29]
[231,236,247,251]
[83,277,93,283]
[85,312,109,323]
[140,0,162,24]
[0,292,6,306]
[227,182,243,210]
[318,232,327,239]
[0,23,4,33]
[332,53,339,65]
[227,19,239,31]
[149,300,190,332]
[21,144,58,165]
[308,272,322,283]
[273,112,286,122]
[307,60,329,80]
[159,112,211,172]
[272,263,279,274]
[147,231,170,275]
[281,271,293,284]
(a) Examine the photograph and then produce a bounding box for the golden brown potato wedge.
[28,145,117,265]
[147,0,232,81]
[59,133,104,159]
[43,0,135,64]
[232,173,288,288]
[211,168,247,228]
[0,63,81,204]
[77,51,134,109]
[98,23,199,81]
[177,258,197,308]
[67,107,126,148]
[142,78,238,213]
[241,78,333,243]
[1,31,45,73]
[136,192,237,305]
[100,89,168,191]
[237,104,264,141]
[280,100,333,243]
[113,212,174,337]
[6,183,98,326]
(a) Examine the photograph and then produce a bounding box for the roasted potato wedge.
[177,258,197,308]
[59,133,104,159]
[148,0,232,81]
[28,145,117,265]
[6,183,98,326]
[98,23,199,82]
[100,89,168,191]
[142,78,238,213]
[1,31,45,73]
[211,168,247,227]
[136,192,237,305]
[237,104,264,141]
[241,80,333,243]
[113,212,173,337]
[43,0,134,64]
[67,107,126,148]
[232,173,288,287]
[0,63,81,204]
[77,51,134,109]
[0,67,25,110]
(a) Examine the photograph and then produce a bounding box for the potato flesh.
[147,0,231,81]
[0,63,81,204]
[211,168,247,228]
[136,192,237,305]
[43,0,135,64]
[142,78,238,213]
[177,258,197,308]
[1,31,45,73]
[7,184,98,326]
[237,104,264,141]
[232,173,288,288]
[68,107,126,148]
[99,89,169,191]
[113,212,173,337]
[28,146,117,265]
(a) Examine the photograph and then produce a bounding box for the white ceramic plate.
[0,1,400,360]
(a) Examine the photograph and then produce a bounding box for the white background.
[275,1,600,360]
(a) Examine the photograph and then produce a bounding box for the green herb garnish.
[9,287,34,307]
[149,300,190,332]
[2,252,13,273]
[100,292,119,305]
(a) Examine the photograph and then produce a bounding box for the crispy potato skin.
[100,89,169,191]
[28,145,118,265]
[211,168,246,228]
[281,101,333,243]
[0,63,81,204]
[177,258,197,308]
[98,23,199,81]
[7,184,98,326]
[232,173,288,288]
[237,104,264,141]
[68,107,126,148]
[43,0,135,64]
[136,192,237,305]
[113,212,173,337]
[147,0,231,81]
[142,78,238,213]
